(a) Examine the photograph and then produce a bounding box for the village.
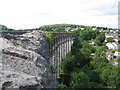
[89,28,119,65]
[87,28,119,65]
[65,26,120,65]
[105,32,120,65]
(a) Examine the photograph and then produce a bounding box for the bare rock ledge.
[0,30,58,89]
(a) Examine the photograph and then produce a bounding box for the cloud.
[0,0,118,29]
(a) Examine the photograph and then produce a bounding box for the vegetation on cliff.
[46,32,53,45]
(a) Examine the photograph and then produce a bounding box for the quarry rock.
[0,30,58,89]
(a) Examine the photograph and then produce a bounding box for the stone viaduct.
[49,32,79,78]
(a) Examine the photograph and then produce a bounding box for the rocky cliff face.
[0,30,58,89]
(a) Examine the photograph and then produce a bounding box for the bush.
[46,32,53,45]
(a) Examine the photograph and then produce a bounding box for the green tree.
[80,30,100,41]
[59,83,68,89]
[70,72,90,88]
[95,33,105,46]
[107,37,115,42]
[95,46,108,61]
[59,29,118,88]
[100,66,118,88]
[71,37,83,55]
[81,41,96,53]
[61,55,74,74]
[46,32,53,44]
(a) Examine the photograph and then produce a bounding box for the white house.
[114,38,120,42]
[89,41,95,45]
[106,42,120,50]
[92,27,97,30]
[114,51,120,57]
[110,30,113,32]
[80,28,84,30]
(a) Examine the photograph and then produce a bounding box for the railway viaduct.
[49,33,79,78]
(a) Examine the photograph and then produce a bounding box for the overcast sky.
[0,0,118,29]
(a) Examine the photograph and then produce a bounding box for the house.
[106,42,120,50]
[99,30,103,32]
[114,38,120,42]
[106,49,113,60]
[89,41,95,45]
[109,30,112,32]
[65,27,77,31]
[65,27,71,31]
[105,33,119,42]
[92,27,97,30]
[114,51,120,57]
[105,33,119,38]
[80,28,84,30]
[113,31,117,33]
[106,50,119,65]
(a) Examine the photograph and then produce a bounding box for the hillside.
[0,25,7,30]
[34,24,118,32]
[0,24,118,32]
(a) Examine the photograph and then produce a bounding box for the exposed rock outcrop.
[0,30,58,89]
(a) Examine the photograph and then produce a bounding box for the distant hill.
[33,24,117,32]
[0,25,14,31]
[0,25,7,30]
[34,24,93,32]
[0,24,118,31]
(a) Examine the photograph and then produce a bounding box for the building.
[114,51,120,57]
[105,33,119,38]
[92,27,97,30]
[106,49,113,60]
[106,42,120,50]
[105,33,120,42]
[89,41,95,45]
[106,50,119,65]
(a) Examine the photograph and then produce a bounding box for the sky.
[0,0,119,29]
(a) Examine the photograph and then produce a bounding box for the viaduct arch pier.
[49,33,79,78]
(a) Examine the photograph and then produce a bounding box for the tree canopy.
[59,30,118,88]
